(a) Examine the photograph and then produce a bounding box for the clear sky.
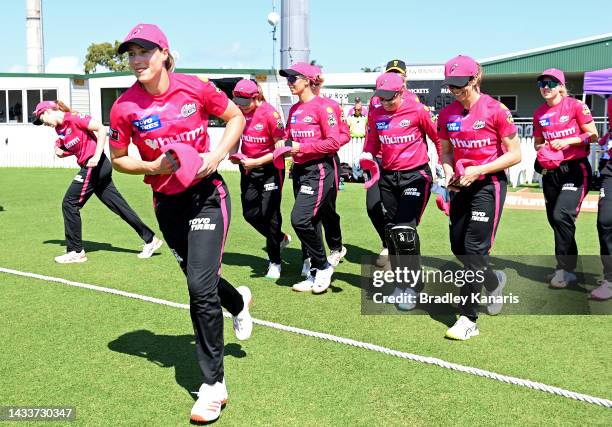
[2,0,611,74]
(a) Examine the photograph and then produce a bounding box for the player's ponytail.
[54,100,72,113]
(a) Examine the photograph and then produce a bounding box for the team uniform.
[239,102,286,265]
[533,96,593,274]
[109,73,246,387]
[286,96,343,277]
[364,92,440,294]
[55,112,155,255]
[438,94,517,321]
[596,101,612,290]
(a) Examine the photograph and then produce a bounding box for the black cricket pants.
[154,174,244,385]
[62,153,154,252]
[240,163,285,264]
[379,164,432,291]
[449,172,507,321]
[365,156,387,248]
[292,157,336,270]
[598,162,612,281]
[542,158,591,272]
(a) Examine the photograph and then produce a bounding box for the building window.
[0,88,58,124]
[492,95,517,112]
[100,88,128,125]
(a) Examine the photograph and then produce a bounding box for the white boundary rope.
[2,266,611,409]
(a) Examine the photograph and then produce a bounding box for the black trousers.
[449,172,507,321]
[365,157,387,248]
[598,163,612,281]
[154,175,244,385]
[240,163,285,264]
[379,164,432,291]
[542,158,591,271]
[292,157,336,270]
[62,154,154,252]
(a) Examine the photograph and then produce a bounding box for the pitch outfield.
[1,168,610,426]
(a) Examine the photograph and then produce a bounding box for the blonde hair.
[558,85,568,97]
[255,81,266,102]
[165,52,175,72]
[472,63,483,93]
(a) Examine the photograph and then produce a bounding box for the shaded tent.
[584,68,611,131]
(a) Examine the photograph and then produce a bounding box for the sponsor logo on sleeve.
[376,120,390,130]
[472,120,485,130]
[399,119,411,128]
[326,106,334,114]
[277,120,284,130]
[506,113,514,124]
[559,115,569,123]
[132,115,162,132]
[582,104,591,116]
[446,121,461,132]
[539,118,551,127]
[109,128,119,141]
[328,114,337,127]
[181,103,197,118]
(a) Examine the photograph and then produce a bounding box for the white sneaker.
[137,236,163,259]
[550,269,577,289]
[375,248,389,267]
[301,258,312,277]
[292,274,314,292]
[190,381,227,424]
[54,250,87,264]
[312,265,334,294]
[280,233,292,251]
[327,246,347,267]
[265,262,281,279]
[485,271,506,316]
[391,286,417,311]
[232,287,253,341]
[591,279,612,300]
[445,316,480,340]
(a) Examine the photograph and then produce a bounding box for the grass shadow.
[43,239,150,255]
[108,330,245,400]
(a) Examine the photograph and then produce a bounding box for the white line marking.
[1,266,610,409]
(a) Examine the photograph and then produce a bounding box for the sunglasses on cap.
[538,80,560,89]
[286,75,306,84]
[448,77,475,91]
[379,92,400,102]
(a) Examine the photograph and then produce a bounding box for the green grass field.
[0,168,610,426]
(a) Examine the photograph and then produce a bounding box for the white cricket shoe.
[327,246,347,267]
[292,274,315,292]
[233,286,253,341]
[190,380,227,424]
[54,250,87,264]
[301,258,312,277]
[375,247,389,267]
[485,270,507,316]
[138,236,163,259]
[312,265,334,294]
[591,279,612,300]
[445,316,480,340]
[550,269,577,289]
[265,262,281,279]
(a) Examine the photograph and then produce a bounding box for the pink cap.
[159,144,203,190]
[273,146,292,169]
[537,68,565,86]
[32,101,58,125]
[537,144,564,170]
[443,55,479,87]
[279,62,319,81]
[436,195,450,217]
[118,23,169,54]
[359,157,380,189]
[374,72,404,99]
[454,158,484,181]
[232,79,258,106]
[229,153,247,162]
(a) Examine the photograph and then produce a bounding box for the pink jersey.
[608,100,612,156]
[54,112,96,166]
[364,96,440,171]
[438,94,517,167]
[285,96,343,164]
[321,97,350,147]
[533,96,593,161]
[109,73,229,194]
[240,101,285,158]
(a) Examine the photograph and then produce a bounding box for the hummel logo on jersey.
[181,103,197,118]
[65,137,80,149]
[74,174,84,183]
[300,185,314,195]
[189,217,217,231]
[472,120,485,130]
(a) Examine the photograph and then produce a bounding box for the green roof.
[481,33,612,75]
[0,68,274,79]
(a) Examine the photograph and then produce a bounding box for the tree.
[83,41,130,74]
[361,66,381,73]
